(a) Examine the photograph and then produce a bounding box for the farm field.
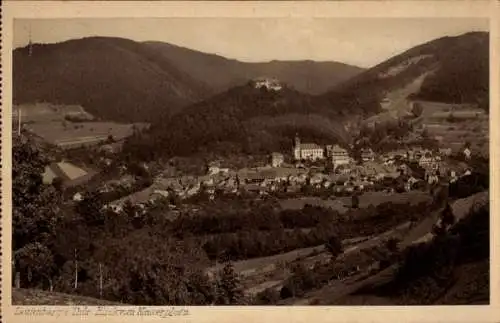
[25,121,147,148]
[13,103,89,123]
[15,103,149,149]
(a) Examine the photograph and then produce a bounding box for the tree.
[215,262,244,305]
[386,237,400,253]
[325,235,343,260]
[75,190,105,226]
[14,242,56,290]
[440,203,456,229]
[12,135,62,253]
[351,194,360,209]
[421,128,430,139]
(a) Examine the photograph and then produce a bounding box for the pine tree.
[215,262,244,305]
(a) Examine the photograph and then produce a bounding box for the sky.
[14,18,488,68]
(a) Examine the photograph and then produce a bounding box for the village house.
[106,185,155,213]
[405,176,420,191]
[207,161,230,176]
[439,148,452,157]
[386,150,408,161]
[42,161,96,188]
[463,147,472,160]
[427,173,439,185]
[361,148,375,162]
[293,135,325,161]
[150,189,170,201]
[418,151,439,171]
[310,173,325,186]
[72,192,84,202]
[271,152,284,168]
[407,147,424,161]
[335,164,352,175]
[449,170,459,184]
[397,163,410,175]
[330,145,351,169]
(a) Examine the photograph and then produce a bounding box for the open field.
[25,121,148,148]
[15,103,149,149]
[13,103,90,123]
[26,120,148,148]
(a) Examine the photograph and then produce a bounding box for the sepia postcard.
[1,1,499,322]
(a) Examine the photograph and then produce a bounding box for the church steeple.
[294,133,300,148]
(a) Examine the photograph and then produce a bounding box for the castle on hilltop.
[253,77,283,91]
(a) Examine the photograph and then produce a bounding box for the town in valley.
[11,18,490,306]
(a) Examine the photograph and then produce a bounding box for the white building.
[73,192,84,202]
[361,148,375,162]
[293,135,324,161]
[330,145,350,169]
[463,147,472,160]
[419,152,438,170]
[207,161,229,176]
[271,152,284,168]
[439,148,452,157]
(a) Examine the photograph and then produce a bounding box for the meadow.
[15,103,148,149]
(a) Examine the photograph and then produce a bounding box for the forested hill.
[13,37,214,123]
[13,37,363,123]
[122,32,489,161]
[123,82,351,160]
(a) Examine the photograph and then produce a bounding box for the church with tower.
[293,134,325,161]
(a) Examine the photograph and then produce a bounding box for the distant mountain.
[13,37,363,123]
[144,41,364,95]
[13,37,214,123]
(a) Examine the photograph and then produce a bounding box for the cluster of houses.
[286,135,472,173]
[67,132,475,214]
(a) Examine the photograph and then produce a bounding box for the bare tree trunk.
[15,272,20,289]
[74,249,78,290]
[99,263,103,299]
[49,278,53,292]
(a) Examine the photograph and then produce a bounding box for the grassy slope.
[12,288,122,305]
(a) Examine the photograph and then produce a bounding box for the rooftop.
[298,143,323,150]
